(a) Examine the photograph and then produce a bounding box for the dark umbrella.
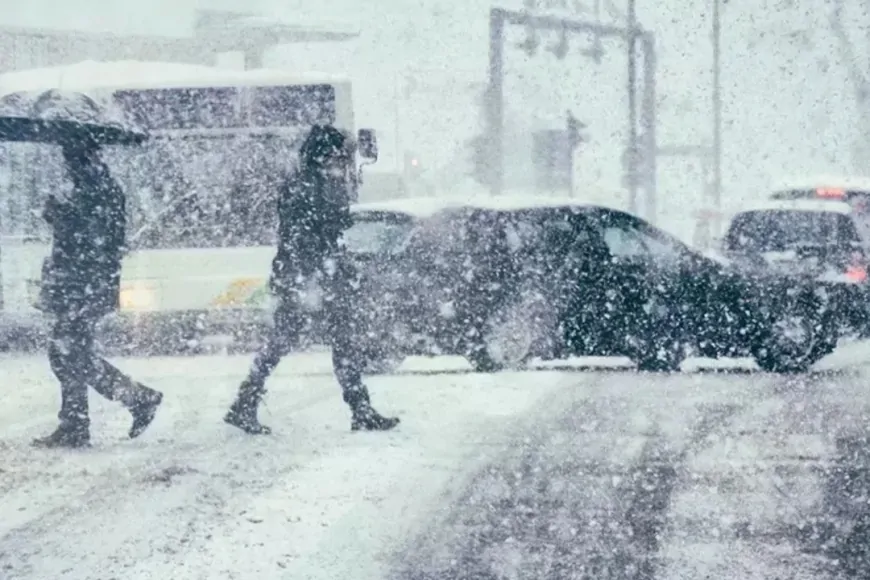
[0,88,147,146]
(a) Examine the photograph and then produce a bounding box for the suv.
[723,198,870,338]
[358,196,844,373]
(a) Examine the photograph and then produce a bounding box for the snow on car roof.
[0,60,348,95]
[739,198,853,215]
[351,197,468,219]
[771,175,870,193]
[352,194,607,220]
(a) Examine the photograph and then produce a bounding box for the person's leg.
[32,316,93,448]
[324,256,399,431]
[226,293,303,434]
[88,357,163,439]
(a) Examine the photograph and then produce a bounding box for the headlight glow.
[120,282,157,312]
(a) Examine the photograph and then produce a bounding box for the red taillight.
[817,187,846,198]
[846,264,868,282]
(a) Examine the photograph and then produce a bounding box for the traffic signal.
[565,112,587,148]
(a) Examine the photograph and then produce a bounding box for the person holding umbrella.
[0,89,163,448]
[224,124,399,435]
[31,137,164,448]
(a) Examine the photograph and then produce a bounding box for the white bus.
[0,60,377,353]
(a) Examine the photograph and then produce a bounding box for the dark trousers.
[240,256,369,408]
[49,314,150,427]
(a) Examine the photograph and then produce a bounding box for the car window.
[407,208,508,267]
[597,211,687,263]
[504,211,565,251]
[725,210,861,252]
[633,226,688,261]
[343,214,415,255]
[407,210,470,258]
[602,226,648,258]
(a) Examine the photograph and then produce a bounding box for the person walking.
[32,140,163,449]
[225,124,399,435]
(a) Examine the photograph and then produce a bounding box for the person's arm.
[42,194,79,227]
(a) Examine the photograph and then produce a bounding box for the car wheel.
[753,292,832,373]
[467,293,551,373]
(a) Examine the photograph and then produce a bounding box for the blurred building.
[0,9,359,73]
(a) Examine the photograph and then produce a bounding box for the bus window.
[250,85,336,127]
[0,143,73,240]
[109,135,296,250]
[114,87,240,130]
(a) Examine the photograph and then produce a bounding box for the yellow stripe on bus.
[211,278,265,307]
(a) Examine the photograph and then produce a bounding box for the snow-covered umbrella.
[0,88,147,146]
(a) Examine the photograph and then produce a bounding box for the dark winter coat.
[270,125,356,293]
[39,150,127,319]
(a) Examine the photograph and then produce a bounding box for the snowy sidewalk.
[0,352,577,580]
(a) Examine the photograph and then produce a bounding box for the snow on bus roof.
[0,60,349,95]
[771,175,870,193]
[351,194,612,220]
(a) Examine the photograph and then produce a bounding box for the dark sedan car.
[354,196,843,373]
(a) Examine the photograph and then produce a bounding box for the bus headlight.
[120,282,157,312]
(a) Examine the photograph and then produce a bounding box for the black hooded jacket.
[270,125,356,292]
[40,147,126,318]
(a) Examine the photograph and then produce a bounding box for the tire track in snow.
[397,375,743,580]
[795,433,870,578]
[657,370,870,579]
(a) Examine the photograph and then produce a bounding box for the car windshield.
[343,213,415,255]
[725,209,861,252]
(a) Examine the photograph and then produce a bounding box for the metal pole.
[640,33,657,223]
[487,8,506,196]
[569,140,576,198]
[712,0,722,218]
[627,0,638,215]
[394,73,402,176]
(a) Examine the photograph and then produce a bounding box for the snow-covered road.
[2,346,870,579]
[402,347,870,580]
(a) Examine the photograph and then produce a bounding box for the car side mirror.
[358,128,378,162]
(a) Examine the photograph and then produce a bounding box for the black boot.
[128,387,163,439]
[224,381,271,435]
[351,403,400,432]
[342,382,399,432]
[32,420,91,449]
